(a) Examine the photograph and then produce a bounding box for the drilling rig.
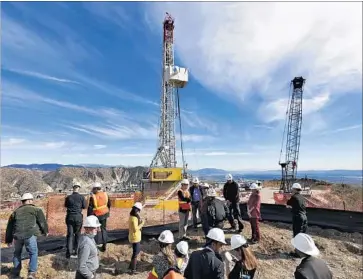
[142,13,188,202]
[278,77,305,193]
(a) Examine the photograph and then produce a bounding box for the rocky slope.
[0,166,147,200]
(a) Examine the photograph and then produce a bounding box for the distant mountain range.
[3,164,362,184]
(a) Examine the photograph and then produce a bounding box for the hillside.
[0,166,147,200]
[0,221,361,279]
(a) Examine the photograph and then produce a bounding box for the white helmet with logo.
[292,183,302,190]
[133,202,143,211]
[176,241,189,256]
[93,182,102,189]
[207,188,217,197]
[192,177,199,184]
[250,183,259,190]
[226,174,233,181]
[158,230,174,244]
[230,235,247,250]
[206,228,226,244]
[21,193,34,201]
[84,215,101,228]
[291,233,319,256]
[181,179,189,185]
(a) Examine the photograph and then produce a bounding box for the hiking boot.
[128,270,140,275]
[27,272,36,279]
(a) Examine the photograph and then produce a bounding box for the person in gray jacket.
[76,216,101,279]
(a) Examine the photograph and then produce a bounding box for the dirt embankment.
[1,221,362,279]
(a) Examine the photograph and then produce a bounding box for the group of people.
[4,175,333,279]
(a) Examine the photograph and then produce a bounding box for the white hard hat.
[203,183,210,188]
[84,215,101,228]
[226,174,233,181]
[133,202,143,210]
[181,179,189,185]
[158,230,174,244]
[206,228,226,244]
[93,182,102,189]
[230,235,247,250]
[176,241,189,256]
[250,183,259,190]
[207,188,217,197]
[291,233,319,256]
[292,183,302,190]
[20,193,34,201]
[192,177,199,184]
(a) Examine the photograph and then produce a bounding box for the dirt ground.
[1,221,362,279]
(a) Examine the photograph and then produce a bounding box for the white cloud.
[93,144,107,150]
[178,134,216,143]
[4,68,80,84]
[182,111,219,134]
[145,2,362,113]
[1,138,26,146]
[259,92,330,123]
[320,124,362,136]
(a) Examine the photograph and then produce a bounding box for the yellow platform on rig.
[148,167,183,182]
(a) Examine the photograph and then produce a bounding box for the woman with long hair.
[148,230,176,279]
[228,235,258,279]
[128,202,145,275]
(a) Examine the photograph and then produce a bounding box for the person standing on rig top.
[189,177,203,231]
[65,184,87,258]
[286,183,307,237]
[177,179,192,240]
[87,182,111,252]
[5,193,48,279]
[223,174,244,233]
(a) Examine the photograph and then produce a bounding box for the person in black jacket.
[5,193,48,279]
[189,177,203,230]
[223,174,243,232]
[64,184,87,258]
[184,228,226,279]
[291,233,332,279]
[286,183,307,237]
[205,188,229,231]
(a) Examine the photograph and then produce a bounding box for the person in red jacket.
[247,183,261,244]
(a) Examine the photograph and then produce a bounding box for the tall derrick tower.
[279,77,305,192]
[142,13,188,199]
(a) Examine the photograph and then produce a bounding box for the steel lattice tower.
[150,13,177,168]
[279,77,305,192]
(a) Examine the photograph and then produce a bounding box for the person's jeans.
[131,242,141,260]
[191,202,201,228]
[13,235,38,275]
[178,211,190,238]
[96,218,108,246]
[292,215,308,237]
[228,202,244,231]
[201,214,210,236]
[249,218,260,241]
[66,214,83,256]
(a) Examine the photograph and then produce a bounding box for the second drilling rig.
[142,13,189,202]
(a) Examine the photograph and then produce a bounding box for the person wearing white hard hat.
[286,183,308,238]
[87,182,111,252]
[201,188,229,237]
[247,183,261,244]
[128,202,145,274]
[227,235,258,279]
[223,174,244,232]
[76,215,101,279]
[5,193,48,279]
[190,177,203,231]
[291,233,332,279]
[177,179,192,240]
[184,228,226,279]
[174,241,189,274]
[148,230,176,279]
[200,182,210,198]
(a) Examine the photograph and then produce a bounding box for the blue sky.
[1,2,362,170]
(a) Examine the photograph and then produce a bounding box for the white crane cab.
[164,66,188,88]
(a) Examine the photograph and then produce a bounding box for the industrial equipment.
[278,77,305,193]
[142,13,189,203]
